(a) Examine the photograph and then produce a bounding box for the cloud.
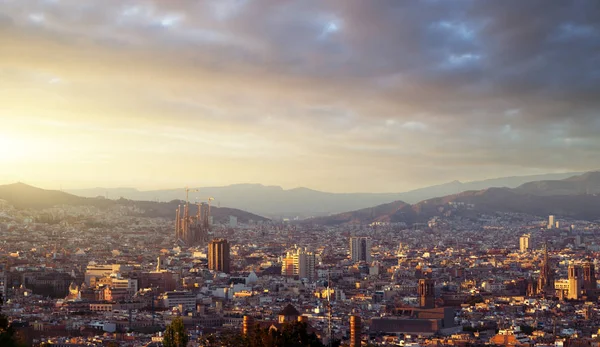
[0,0,599,191]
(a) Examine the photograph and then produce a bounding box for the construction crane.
[185,187,199,204]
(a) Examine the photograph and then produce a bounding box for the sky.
[1,0,599,193]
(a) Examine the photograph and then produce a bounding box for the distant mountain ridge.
[307,171,600,225]
[0,183,267,223]
[65,172,582,218]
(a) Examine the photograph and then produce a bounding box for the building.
[568,264,583,300]
[85,264,115,286]
[112,278,138,293]
[208,239,231,274]
[281,247,316,281]
[583,261,596,292]
[519,234,531,252]
[278,304,300,324]
[548,215,555,229]
[537,243,555,296]
[161,291,197,311]
[371,307,459,336]
[350,237,372,263]
[175,199,210,247]
[418,279,435,309]
[350,315,361,347]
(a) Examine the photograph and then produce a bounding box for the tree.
[163,317,189,347]
[0,294,22,347]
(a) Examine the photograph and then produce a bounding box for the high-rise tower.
[568,264,583,300]
[350,237,372,263]
[208,239,230,274]
[350,315,361,347]
[583,261,597,292]
[519,234,531,252]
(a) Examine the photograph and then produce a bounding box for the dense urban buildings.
[3,185,600,347]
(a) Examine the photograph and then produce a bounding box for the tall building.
[583,261,597,291]
[418,279,435,309]
[208,239,231,274]
[350,237,372,263]
[281,247,316,281]
[548,215,555,229]
[568,264,583,300]
[350,315,361,347]
[297,249,316,281]
[519,234,531,252]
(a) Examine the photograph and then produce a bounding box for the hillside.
[307,172,600,225]
[65,172,582,218]
[307,200,415,226]
[514,171,600,196]
[0,183,268,224]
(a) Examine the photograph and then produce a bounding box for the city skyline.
[2,1,599,192]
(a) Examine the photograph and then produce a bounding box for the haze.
[1,1,599,192]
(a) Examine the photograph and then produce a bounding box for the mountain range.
[307,172,600,226]
[65,172,582,218]
[0,183,268,223]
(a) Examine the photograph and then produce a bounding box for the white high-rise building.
[282,247,316,281]
[229,215,238,228]
[519,234,531,252]
[350,237,372,263]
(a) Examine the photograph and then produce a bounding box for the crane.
[185,187,199,205]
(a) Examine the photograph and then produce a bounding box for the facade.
[418,279,435,309]
[583,262,596,291]
[162,291,196,311]
[548,215,555,229]
[208,239,231,274]
[537,244,555,296]
[281,247,316,281]
[520,234,531,252]
[175,201,210,247]
[568,265,583,300]
[112,278,138,293]
[350,237,372,263]
[85,264,115,286]
[350,315,361,347]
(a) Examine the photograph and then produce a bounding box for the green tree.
[163,317,189,347]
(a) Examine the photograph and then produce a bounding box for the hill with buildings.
[0,183,268,223]
[306,172,600,225]
[65,172,582,218]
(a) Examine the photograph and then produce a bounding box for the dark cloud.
[1,0,599,190]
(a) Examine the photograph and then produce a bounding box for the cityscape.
[2,1,600,347]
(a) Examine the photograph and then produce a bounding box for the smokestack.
[350,315,361,347]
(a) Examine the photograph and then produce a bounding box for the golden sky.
[1,1,598,192]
